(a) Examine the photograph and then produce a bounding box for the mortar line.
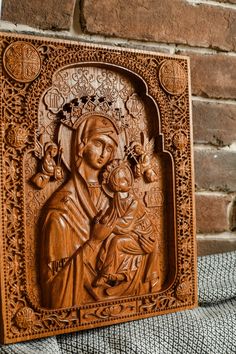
[197,232,236,239]
[186,0,236,10]
[192,96,236,105]
[195,191,234,197]
[176,44,236,57]
[175,44,236,56]
[2,19,236,57]
[193,143,236,150]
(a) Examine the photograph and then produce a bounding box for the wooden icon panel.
[0,32,197,343]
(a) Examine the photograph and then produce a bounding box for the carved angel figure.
[31,142,63,189]
[126,133,158,183]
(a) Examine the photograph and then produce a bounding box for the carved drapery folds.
[0,32,197,344]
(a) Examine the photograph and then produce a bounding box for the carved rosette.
[14,307,36,330]
[175,280,192,302]
[173,131,188,150]
[6,126,28,148]
[0,33,196,344]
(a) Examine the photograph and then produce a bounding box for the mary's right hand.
[90,222,114,241]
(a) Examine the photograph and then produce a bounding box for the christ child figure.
[92,159,156,295]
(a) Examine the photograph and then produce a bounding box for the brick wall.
[0,0,236,255]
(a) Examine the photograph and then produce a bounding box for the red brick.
[1,0,76,30]
[81,0,236,52]
[188,53,236,99]
[194,149,236,192]
[192,101,236,146]
[195,194,231,233]
[197,235,236,256]
[229,198,236,231]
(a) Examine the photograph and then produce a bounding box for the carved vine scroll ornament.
[0,32,197,344]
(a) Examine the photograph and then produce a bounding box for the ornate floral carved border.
[0,32,197,344]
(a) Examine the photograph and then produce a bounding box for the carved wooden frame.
[0,32,197,344]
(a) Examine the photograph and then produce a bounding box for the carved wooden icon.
[0,32,197,344]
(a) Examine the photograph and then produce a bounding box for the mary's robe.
[40,173,108,309]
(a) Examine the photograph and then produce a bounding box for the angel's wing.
[34,139,44,159]
[145,137,155,154]
[140,132,145,146]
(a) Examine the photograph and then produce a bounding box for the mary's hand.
[91,222,114,241]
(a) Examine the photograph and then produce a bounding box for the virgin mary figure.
[40,112,119,308]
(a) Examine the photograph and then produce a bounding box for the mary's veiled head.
[59,112,119,173]
[71,113,119,179]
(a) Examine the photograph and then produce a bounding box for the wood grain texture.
[0,32,197,343]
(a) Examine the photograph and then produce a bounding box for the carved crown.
[59,95,123,132]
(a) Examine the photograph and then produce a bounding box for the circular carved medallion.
[3,42,41,82]
[15,307,36,329]
[173,131,188,150]
[6,126,28,148]
[175,280,191,301]
[159,60,187,95]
